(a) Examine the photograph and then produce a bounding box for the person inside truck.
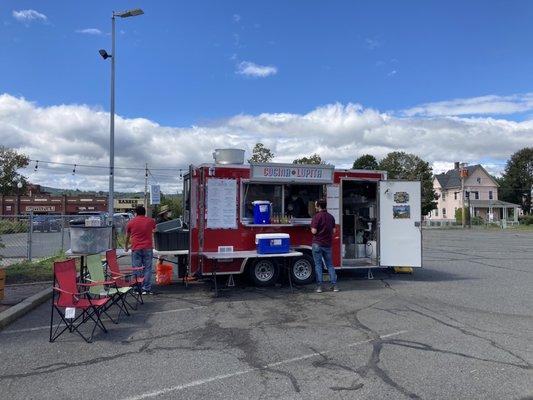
[286,191,309,218]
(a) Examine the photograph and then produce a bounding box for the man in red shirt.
[311,199,338,293]
[125,205,156,294]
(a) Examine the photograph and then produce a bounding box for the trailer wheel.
[290,255,315,285]
[249,259,279,286]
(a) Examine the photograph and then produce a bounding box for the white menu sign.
[207,179,237,229]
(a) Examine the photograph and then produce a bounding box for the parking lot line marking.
[150,306,207,315]
[121,330,408,400]
[1,306,208,335]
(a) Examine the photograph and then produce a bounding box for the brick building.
[0,194,108,215]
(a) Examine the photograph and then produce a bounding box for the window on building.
[442,208,446,216]
[477,177,481,184]
[475,192,479,200]
[489,191,493,200]
[442,191,446,201]
[435,208,438,217]
[454,192,457,200]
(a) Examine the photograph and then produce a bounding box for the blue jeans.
[131,249,153,291]
[312,244,337,285]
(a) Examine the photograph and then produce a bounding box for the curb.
[0,287,52,330]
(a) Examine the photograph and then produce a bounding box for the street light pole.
[100,8,144,225]
[108,14,116,223]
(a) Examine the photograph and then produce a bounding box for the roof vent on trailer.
[212,149,245,165]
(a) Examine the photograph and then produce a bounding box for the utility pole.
[144,163,148,210]
[460,163,468,228]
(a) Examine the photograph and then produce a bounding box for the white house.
[427,162,521,223]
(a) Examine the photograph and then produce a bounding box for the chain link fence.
[0,214,108,265]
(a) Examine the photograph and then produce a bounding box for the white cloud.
[387,70,397,77]
[12,9,48,23]
[233,14,241,23]
[365,38,381,50]
[1,93,532,193]
[236,61,277,78]
[403,93,533,117]
[75,28,103,36]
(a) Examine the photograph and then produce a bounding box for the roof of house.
[434,165,497,189]
[470,200,521,208]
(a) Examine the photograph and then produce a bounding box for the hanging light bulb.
[34,160,39,172]
[72,164,77,175]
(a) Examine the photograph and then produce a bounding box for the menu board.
[207,179,237,229]
[326,184,340,223]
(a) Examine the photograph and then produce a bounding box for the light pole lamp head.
[17,181,23,189]
[99,49,111,59]
[114,8,144,18]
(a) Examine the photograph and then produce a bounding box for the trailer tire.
[290,255,315,285]
[249,259,279,286]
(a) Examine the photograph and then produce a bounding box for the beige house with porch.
[427,162,521,224]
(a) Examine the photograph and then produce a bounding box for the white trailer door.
[379,181,422,267]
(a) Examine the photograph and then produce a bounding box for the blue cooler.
[255,233,290,254]
[252,201,271,224]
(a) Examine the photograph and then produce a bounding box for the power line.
[27,158,187,172]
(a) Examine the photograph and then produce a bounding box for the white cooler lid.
[252,200,271,205]
[255,233,290,244]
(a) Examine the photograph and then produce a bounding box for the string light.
[72,164,77,175]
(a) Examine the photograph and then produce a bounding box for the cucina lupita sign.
[250,163,334,183]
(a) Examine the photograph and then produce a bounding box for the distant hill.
[41,186,144,198]
[40,186,180,198]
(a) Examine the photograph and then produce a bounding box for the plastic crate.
[255,233,290,254]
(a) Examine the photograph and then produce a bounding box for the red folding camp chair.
[105,249,144,306]
[49,259,113,343]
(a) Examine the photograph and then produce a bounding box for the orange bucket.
[155,260,173,285]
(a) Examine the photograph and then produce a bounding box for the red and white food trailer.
[182,150,422,286]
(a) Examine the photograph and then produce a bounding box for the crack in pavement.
[405,305,532,369]
[339,298,422,400]
[383,339,532,371]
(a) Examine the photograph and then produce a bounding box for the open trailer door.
[379,181,422,268]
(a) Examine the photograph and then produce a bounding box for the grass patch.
[4,252,70,284]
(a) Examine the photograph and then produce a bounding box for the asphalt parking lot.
[0,229,532,400]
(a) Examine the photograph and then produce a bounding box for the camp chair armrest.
[121,267,143,272]
[53,286,80,296]
[79,280,116,287]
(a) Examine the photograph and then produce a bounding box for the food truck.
[182,149,422,286]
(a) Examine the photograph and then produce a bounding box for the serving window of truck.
[242,163,334,223]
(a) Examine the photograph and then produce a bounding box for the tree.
[378,151,438,216]
[154,194,183,218]
[293,154,324,164]
[248,143,274,163]
[0,146,29,195]
[454,207,470,225]
[353,154,378,170]
[499,147,533,214]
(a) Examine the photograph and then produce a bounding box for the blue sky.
[1,1,533,191]
[3,0,533,125]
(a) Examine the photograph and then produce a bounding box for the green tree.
[293,153,324,164]
[353,154,378,170]
[378,151,438,215]
[454,207,470,225]
[499,147,533,214]
[0,146,29,195]
[248,143,274,163]
[154,193,183,218]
